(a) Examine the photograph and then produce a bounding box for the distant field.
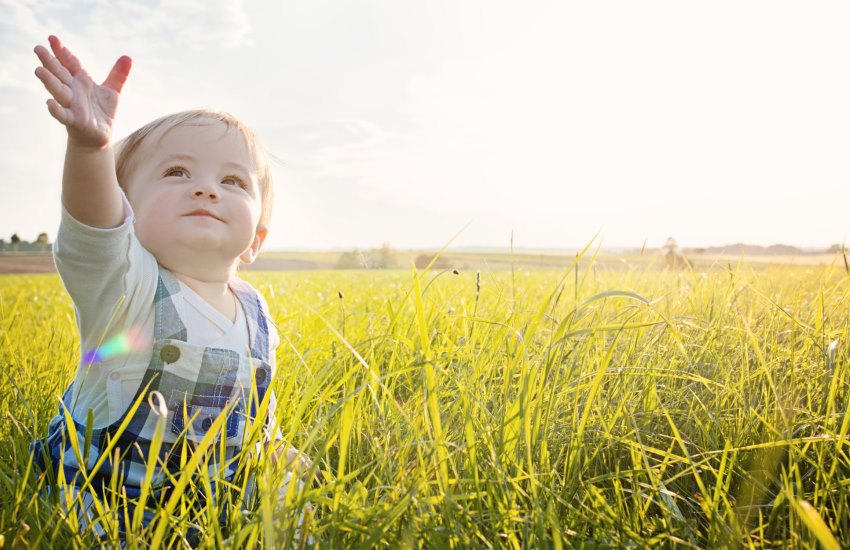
[0,253,56,274]
[1,257,848,547]
[1,250,843,274]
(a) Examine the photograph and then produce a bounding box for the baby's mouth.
[184,209,223,222]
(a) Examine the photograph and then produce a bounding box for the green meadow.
[1,255,848,548]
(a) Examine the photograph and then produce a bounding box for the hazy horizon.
[262,240,843,254]
[2,1,848,252]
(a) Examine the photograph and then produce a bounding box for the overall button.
[201,417,213,431]
[160,345,180,364]
[109,372,120,381]
[255,368,266,384]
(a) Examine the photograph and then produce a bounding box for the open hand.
[34,35,132,149]
[271,442,315,481]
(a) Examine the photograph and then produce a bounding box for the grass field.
[1,256,849,548]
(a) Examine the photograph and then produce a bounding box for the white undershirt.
[178,279,249,353]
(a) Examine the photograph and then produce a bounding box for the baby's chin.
[141,233,249,275]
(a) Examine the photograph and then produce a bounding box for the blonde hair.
[114,109,274,226]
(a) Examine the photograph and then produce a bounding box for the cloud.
[0,0,56,91]
[0,0,252,91]
[301,120,398,179]
[84,0,252,52]
[263,118,403,190]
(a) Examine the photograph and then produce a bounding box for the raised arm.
[34,35,132,228]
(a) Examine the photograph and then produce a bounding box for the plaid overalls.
[32,266,276,522]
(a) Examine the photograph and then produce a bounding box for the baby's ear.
[240,224,268,264]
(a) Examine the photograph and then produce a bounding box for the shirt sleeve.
[54,192,156,331]
[53,192,158,424]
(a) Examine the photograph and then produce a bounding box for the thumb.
[102,55,132,94]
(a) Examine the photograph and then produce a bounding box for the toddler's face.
[124,121,266,274]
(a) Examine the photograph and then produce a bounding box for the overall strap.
[154,266,188,342]
[230,278,270,362]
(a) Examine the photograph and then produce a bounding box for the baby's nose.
[193,184,219,200]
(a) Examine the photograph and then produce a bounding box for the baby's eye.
[222,176,248,190]
[164,166,189,178]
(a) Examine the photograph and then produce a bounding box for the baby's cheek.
[134,213,173,256]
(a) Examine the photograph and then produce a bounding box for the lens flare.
[83,327,148,363]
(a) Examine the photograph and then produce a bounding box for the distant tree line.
[661,237,850,270]
[684,242,845,256]
[413,254,449,269]
[335,243,397,269]
[333,243,455,270]
[0,233,51,252]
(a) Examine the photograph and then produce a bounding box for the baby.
[30,35,309,540]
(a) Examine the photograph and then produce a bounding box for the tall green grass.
[1,259,848,548]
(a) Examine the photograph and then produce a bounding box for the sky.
[1,0,848,251]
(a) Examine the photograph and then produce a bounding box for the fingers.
[287,448,312,467]
[34,40,75,118]
[300,460,314,481]
[288,451,314,480]
[36,36,131,96]
[34,43,72,86]
[34,66,72,107]
[46,98,74,127]
[102,55,132,94]
[48,35,83,77]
